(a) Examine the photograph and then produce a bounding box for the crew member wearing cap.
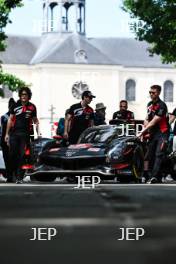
[113,100,134,120]
[64,91,95,144]
[94,103,107,126]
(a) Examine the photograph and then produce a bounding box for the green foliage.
[0,0,27,97]
[0,70,29,97]
[0,0,23,52]
[123,0,176,63]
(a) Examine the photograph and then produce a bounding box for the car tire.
[131,146,144,182]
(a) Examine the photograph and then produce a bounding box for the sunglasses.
[149,91,157,95]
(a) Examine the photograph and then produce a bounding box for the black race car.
[28,124,144,183]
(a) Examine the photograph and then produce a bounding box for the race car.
[28,124,144,183]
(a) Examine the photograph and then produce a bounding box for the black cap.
[82,90,96,99]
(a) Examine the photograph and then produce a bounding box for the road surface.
[0,181,176,264]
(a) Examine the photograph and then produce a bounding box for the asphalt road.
[0,180,176,264]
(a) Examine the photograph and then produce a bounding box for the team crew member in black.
[64,91,95,144]
[5,87,39,184]
[0,98,15,182]
[138,85,170,184]
[169,108,176,135]
[112,100,134,120]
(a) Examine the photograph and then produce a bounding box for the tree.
[0,0,23,51]
[123,0,176,63]
[0,71,28,97]
[0,0,28,97]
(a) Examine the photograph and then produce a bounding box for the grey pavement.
[0,182,176,264]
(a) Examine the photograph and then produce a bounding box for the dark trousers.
[146,133,168,179]
[69,131,81,145]
[9,133,30,179]
[1,141,12,179]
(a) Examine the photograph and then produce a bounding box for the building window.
[164,80,174,102]
[126,79,136,101]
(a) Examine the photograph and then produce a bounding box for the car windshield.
[78,126,123,144]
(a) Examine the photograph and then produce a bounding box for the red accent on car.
[53,135,63,140]
[21,164,34,170]
[25,148,30,156]
[123,148,132,155]
[112,163,129,169]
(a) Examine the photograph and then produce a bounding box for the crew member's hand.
[5,134,9,145]
[137,131,143,139]
[63,132,68,140]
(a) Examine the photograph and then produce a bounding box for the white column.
[59,2,63,32]
[83,3,85,34]
[75,3,79,33]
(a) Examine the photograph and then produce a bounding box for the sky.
[5,0,135,38]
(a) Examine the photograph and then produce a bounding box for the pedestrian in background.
[94,103,107,126]
[113,100,134,120]
[0,98,15,182]
[56,109,70,137]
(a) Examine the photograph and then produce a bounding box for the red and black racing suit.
[112,110,134,120]
[146,98,169,180]
[9,100,37,180]
[68,102,94,144]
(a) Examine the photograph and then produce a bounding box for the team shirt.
[113,110,134,120]
[68,102,94,141]
[10,100,37,135]
[147,98,169,135]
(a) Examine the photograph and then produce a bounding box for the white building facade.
[0,0,176,137]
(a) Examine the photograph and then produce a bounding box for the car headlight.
[107,142,124,161]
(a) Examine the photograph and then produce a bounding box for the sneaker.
[164,174,174,183]
[16,178,23,184]
[147,177,159,184]
[23,176,31,183]
[0,174,7,183]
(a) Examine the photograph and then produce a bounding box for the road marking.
[0,216,176,227]
[0,183,176,187]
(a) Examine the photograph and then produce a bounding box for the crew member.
[112,100,134,120]
[5,87,39,184]
[0,98,15,182]
[169,108,176,151]
[64,91,95,144]
[138,85,170,184]
[94,103,106,126]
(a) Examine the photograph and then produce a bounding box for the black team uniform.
[9,100,37,181]
[113,110,134,120]
[68,102,94,144]
[171,108,176,136]
[1,112,12,180]
[146,98,169,181]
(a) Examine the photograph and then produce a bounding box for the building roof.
[0,35,41,64]
[0,33,173,68]
[30,33,114,65]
